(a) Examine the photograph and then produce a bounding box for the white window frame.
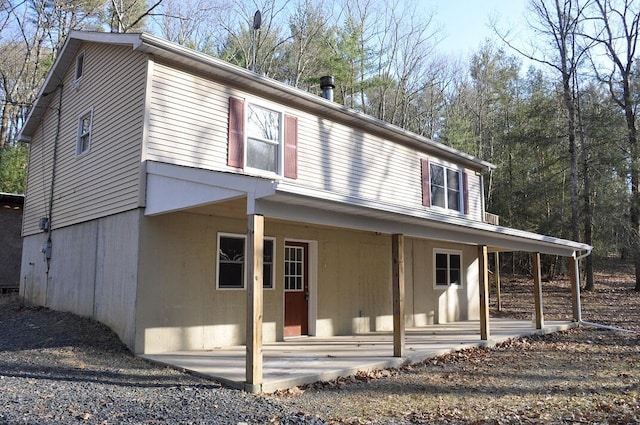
[433,249,464,289]
[244,100,284,177]
[76,52,85,80]
[76,108,93,157]
[216,232,276,290]
[284,244,305,293]
[430,162,463,213]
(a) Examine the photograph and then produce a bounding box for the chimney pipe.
[320,76,335,102]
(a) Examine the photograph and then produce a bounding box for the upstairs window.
[246,103,280,173]
[75,52,85,81]
[421,159,468,214]
[217,233,275,290]
[431,163,461,211]
[76,109,93,156]
[434,250,463,289]
[227,97,298,178]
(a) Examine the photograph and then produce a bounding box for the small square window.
[433,250,463,289]
[217,234,275,289]
[76,109,93,156]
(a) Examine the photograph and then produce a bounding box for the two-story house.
[18,31,591,391]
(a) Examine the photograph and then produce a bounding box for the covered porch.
[144,162,592,393]
[141,318,578,393]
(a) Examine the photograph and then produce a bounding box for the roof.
[0,193,25,206]
[18,31,495,173]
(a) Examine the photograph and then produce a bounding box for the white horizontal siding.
[145,61,485,221]
[23,42,147,235]
[22,109,57,235]
[146,63,229,169]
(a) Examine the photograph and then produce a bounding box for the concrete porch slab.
[140,319,577,393]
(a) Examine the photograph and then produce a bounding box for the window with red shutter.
[228,96,299,178]
[427,161,465,213]
[284,115,298,179]
[463,172,469,215]
[227,97,245,168]
[421,158,430,206]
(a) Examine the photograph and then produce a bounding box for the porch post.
[245,214,264,393]
[494,252,502,312]
[532,252,544,329]
[478,245,490,341]
[569,254,582,322]
[392,233,405,357]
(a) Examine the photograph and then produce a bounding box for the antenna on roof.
[252,10,262,73]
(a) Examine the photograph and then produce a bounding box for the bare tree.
[108,0,164,33]
[586,0,640,290]
[153,0,227,52]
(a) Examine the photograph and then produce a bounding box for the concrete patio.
[141,318,577,393]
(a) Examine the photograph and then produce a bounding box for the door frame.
[283,238,317,337]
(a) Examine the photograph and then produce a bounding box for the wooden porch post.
[392,234,405,357]
[478,245,490,341]
[569,255,582,322]
[245,214,264,393]
[532,252,544,329]
[494,252,502,312]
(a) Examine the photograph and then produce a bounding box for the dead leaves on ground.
[274,258,640,424]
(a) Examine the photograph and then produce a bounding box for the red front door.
[284,241,309,337]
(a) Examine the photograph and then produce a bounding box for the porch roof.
[145,162,592,258]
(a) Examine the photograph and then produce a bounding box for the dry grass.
[275,258,640,424]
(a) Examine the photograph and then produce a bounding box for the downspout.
[571,249,591,323]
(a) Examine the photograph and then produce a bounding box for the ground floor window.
[217,233,274,289]
[434,249,463,288]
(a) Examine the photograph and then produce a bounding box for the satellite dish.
[253,10,262,30]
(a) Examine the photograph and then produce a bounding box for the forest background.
[1,0,640,291]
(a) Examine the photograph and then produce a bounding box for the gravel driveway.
[0,294,325,424]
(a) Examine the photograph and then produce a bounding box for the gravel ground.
[0,294,325,425]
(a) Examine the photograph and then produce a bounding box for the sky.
[427,0,530,57]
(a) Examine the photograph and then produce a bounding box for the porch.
[141,318,577,393]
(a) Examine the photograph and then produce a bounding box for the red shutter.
[463,171,469,215]
[227,96,244,168]
[421,158,430,207]
[284,114,298,179]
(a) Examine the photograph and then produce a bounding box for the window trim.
[429,162,464,213]
[216,232,276,291]
[244,100,284,178]
[433,249,464,290]
[75,108,93,157]
[72,52,86,89]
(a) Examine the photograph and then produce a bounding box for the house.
[18,31,591,391]
[0,192,24,293]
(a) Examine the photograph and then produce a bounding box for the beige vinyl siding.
[466,172,483,221]
[22,100,59,236]
[294,116,424,208]
[146,62,229,169]
[145,61,485,220]
[23,42,147,235]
